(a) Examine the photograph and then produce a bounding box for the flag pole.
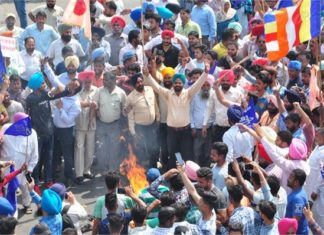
[140,0,145,65]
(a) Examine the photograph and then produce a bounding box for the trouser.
[18,182,31,208]
[193,128,212,167]
[134,123,159,169]
[158,123,168,169]
[32,134,54,184]
[14,0,27,28]
[95,120,121,173]
[74,130,95,177]
[53,127,75,180]
[212,125,230,142]
[167,125,193,169]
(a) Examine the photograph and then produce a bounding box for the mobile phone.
[25,172,33,183]
[245,164,254,170]
[175,152,185,166]
[117,187,126,194]
[236,156,244,163]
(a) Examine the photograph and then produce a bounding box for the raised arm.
[188,62,209,97]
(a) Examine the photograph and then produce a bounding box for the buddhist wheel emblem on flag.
[73,0,87,16]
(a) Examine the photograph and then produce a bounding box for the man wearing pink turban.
[190,75,214,167]
[278,218,298,235]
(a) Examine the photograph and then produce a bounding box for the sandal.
[23,206,32,214]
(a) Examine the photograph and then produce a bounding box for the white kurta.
[0,123,38,184]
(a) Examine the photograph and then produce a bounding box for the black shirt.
[153,44,180,68]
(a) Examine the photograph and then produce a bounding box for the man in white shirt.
[47,24,85,68]
[96,72,126,175]
[119,30,144,66]
[203,70,243,142]
[211,142,228,191]
[0,13,24,48]
[19,37,42,86]
[43,56,82,186]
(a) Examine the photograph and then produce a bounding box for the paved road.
[0,1,140,234]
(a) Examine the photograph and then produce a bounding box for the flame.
[120,144,148,195]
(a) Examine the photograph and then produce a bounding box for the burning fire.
[120,144,148,195]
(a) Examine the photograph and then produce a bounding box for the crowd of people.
[0,0,324,234]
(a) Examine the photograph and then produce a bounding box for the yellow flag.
[62,0,91,39]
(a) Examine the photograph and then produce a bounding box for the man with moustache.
[126,73,160,168]
[158,67,174,170]
[29,0,64,30]
[190,75,215,167]
[144,62,209,169]
[19,37,42,88]
[152,30,180,68]
[259,95,280,132]
[20,10,59,55]
[203,70,243,142]
[43,55,82,186]
[47,24,85,68]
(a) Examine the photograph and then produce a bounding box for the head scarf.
[216,0,236,22]
[219,69,235,84]
[227,22,242,35]
[285,89,301,103]
[267,95,279,109]
[50,183,67,200]
[227,105,243,124]
[161,67,175,78]
[161,30,175,38]
[122,51,136,63]
[91,47,105,61]
[278,218,298,235]
[78,71,95,81]
[130,73,143,87]
[207,74,215,87]
[41,189,62,215]
[288,60,302,71]
[147,168,161,182]
[0,198,14,216]
[289,138,307,160]
[28,72,44,90]
[130,8,141,22]
[111,16,126,28]
[64,55,80,68]
[172,73,186,84]
[253,58,268,66]
[156,6,174,19]
[251,24,265,36]
[13,112,29,123]
[185,161,200,181]
[58,23,73,35]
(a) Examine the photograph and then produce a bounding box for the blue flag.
[6,165,19,213]
[4,117,32,136]
[275,0,294,9]
[240,99,258,128]
[0,47,6,83]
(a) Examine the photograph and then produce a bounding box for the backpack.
[61,205,75,230]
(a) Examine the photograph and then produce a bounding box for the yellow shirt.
[126,86,159,135]
[97,86,126,123]
[212,42,227,60]
[145,73,207,128]
[176,20,202,38]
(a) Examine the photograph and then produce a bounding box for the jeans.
[167,125,193,169]
[212,125,230,142]
[158,123,168,169]
[53,127,75,180]
[193,128,212,167]
[32,135,54,184]
[14,0,27,28]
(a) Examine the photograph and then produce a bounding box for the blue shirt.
[286,188,308,235]
[191,4,217,40]
[190,92,210,129]
[293,127,306,143]
[20,23,59,55]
